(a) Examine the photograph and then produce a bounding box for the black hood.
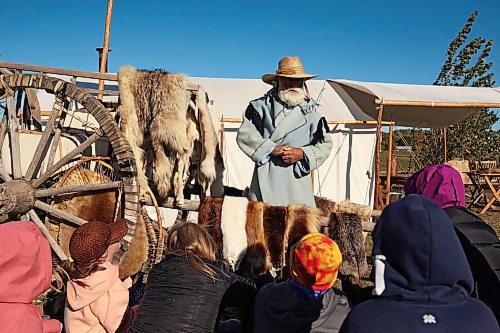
[371,194,474,303]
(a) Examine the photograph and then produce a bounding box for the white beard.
[278,88,306,107]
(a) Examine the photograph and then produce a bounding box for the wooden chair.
[446,159,473,187]
[479,160,497,170]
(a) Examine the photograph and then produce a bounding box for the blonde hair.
[166,222,219,280]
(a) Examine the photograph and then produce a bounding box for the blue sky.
[1,1,499,127]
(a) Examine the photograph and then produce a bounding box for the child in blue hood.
[339,195,498,333]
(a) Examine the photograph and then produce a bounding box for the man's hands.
[272,145,304,164]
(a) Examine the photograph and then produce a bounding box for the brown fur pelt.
[198,198,322,277]
[239,201,268,276]
[197,197,224,252]
[262,204,288,269]
[333,200,370,285]
[52,168,148,279]
[53,169,117,256]
[285,205,321,249]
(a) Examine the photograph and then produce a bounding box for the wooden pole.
[385,123,394,206]
[220,115,225,156]
[443,127,447,163]
[374,104,384,210]
[98,0,114,101]
[218,118,395,126]
[373,99,500,108]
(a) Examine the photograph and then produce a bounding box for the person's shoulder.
[463,297,498,318]
[256,281,290,298]
[249,89,274,106]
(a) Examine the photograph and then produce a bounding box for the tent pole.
[220,115,225,156]
[385,123,394,206]
[98,0,114,101]
[443,127,447,163]
[374,103,384,210]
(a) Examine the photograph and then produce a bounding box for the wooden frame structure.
[373,98,500,210]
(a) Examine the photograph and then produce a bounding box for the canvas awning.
[329,80,500,128]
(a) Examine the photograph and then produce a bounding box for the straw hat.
[69,219,128,264]
[262,56,317,85]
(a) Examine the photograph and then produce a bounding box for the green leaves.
[419,11,498,166]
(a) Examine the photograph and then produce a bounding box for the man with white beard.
[237,56,333,207]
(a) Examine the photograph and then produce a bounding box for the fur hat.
[290,233,342,291]
[69,220,128,264]
[262,56,317,85]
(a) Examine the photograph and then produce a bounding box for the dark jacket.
[445,206,500,322]
[340,195,499,333]
[253,281,350,333]
[129,254,258,333]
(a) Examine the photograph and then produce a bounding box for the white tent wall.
[190,78,377,207]
[31,75,378,208]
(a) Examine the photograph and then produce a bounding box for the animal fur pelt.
[198,198,320,276]
[119,66,224,206]
[197,197,224,251]
[285,205,321,249]
[51,167,148,279]
[220,196,249,270]
[195,88,224,198]
[316,196,370,285]
[241,201,268,276]
[119,65,191,205]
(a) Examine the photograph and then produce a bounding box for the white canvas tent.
[330,80,500,128]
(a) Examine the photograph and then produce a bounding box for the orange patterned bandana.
[290,233,342,291]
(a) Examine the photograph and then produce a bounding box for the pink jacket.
[65,261,132,333]
[0,221,62,333]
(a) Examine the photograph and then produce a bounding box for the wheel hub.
[0,179,36,214]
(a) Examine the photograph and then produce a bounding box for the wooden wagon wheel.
[0,73,139,264]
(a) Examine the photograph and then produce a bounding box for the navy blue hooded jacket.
[339,195,498,333]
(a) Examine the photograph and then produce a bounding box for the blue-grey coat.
[236,89,333,207]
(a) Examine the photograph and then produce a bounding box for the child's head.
[166,222,218,278]
[64,220,128,280]
[0,221,53,302]
[289,233,342,291]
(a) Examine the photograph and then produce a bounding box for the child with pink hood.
[0,221,62,333]
[63,220,132,333]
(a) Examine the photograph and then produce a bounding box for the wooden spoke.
[25,95,64,181]
[35,181,121,197]
[7,95,21,179]
[28,209,68,261]
[32,132,101,188]
[33,200,87,226]
[24,88,42,131]
[0,168,12,181]
[0,114,8,155]
[46,100,70,170]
